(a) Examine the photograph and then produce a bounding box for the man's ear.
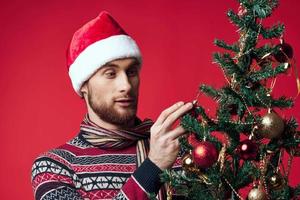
[80,82,88,96]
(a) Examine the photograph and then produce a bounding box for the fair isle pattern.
[31,115,176,200]
[41,187,82,200]
[32,135,183,200]
[48,148,136,165]
[80,173,130,191]
[32,135,139,200]
[112,191,127,200]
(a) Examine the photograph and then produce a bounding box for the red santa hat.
[67,11,142,96]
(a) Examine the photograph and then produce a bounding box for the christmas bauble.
[192,141,218,168]
[274,43,293,63]
[268,173,285,190]
[182,153,195,171]
[247,186,268,200]
[259,112,285,139]
[237,139,259,160]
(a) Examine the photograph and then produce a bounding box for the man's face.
[82,58,140,126]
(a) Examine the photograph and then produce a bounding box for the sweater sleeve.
[31,155,83,200]
[113,158,163,200]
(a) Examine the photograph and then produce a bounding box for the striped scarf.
[80,114,152,149]
[80,115,167,199]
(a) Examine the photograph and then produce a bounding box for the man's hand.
[148,101,193,170]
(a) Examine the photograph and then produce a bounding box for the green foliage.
[214,39,240,52]
[261,23,285,39]
[294,184,300,196]
[269,186,292,200]
[248,62,289,82]
[164,0,300,199]
[234,161,260,188]
[271,96,294,108]
[199,84,220,99]
[213,53,242,77]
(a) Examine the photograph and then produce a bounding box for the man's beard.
[87,93,138,126]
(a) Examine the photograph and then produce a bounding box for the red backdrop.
[0,0,299,199]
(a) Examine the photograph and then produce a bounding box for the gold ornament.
[259,111,285,139]
[181,153,211,184]
[247,185,268,200]
[268,173,285,190]
[182,153,194,171]
[218,144,227,172]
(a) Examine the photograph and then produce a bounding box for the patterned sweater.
[31,132,181,200]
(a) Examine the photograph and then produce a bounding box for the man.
[31,11,193,200]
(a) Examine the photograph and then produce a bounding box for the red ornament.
[192,141,219,168]
[237,139,259,160]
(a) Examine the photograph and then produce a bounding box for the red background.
[0,0,299,199]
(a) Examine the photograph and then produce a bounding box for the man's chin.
[116,110,136,120]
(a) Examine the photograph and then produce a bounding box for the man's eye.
[105,71,116,78]
[127,69,138,76]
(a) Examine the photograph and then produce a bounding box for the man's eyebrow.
[102,60,141,69]
[129,60,141,67]
[102,63,118,68]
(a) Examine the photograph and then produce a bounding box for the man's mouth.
[115,98,135,107]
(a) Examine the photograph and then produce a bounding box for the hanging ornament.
[192,141,219,168]
[237,139,259,160]
[259,110,285,139]
[268,173,285,190]
[274,39,294,63]
[181,153,195,171]
[247,185,268,200]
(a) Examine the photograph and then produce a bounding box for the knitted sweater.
[31,132,181,200]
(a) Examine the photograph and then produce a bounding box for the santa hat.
[67,11,142,96]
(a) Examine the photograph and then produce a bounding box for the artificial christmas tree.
[161,0,300,199]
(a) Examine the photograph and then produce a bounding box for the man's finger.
[154,101,184,126]
[161,102,193,130]
[163,125,187,141]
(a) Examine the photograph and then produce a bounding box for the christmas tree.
[161,0,300,199]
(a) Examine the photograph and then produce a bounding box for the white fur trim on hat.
[68,34,142,96]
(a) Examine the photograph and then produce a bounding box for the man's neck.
[87,109,135,130]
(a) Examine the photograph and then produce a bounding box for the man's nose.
[117,73,132,93]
